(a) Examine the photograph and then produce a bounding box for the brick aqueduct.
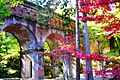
[0,1,75,79]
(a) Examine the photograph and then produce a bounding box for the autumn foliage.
[78,0,120,79]
[79,0,120,39]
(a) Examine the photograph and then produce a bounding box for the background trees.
[0,32,20,78]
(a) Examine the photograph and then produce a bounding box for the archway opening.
[44,42,51,78]
[44,33,64,79]
[0,31,20,78]
[1,23,39,78]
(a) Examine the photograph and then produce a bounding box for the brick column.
[38,54,44,79]
[63,54,73,80]
[21,51,32,78]
[32,52,39,79]
[32,50,44,79]
[21,50,44,79]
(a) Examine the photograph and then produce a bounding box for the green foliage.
[88,23,105,41]
[0,32,20,78]
[0,1,11,25]
[56,0,75,26]
[0,0,24,26]
[37,8,53,25]
[44,42,53,78]
[44,42,51,52]
[8,0,24,7]
[60,8,75,26]
[35,0,55,25]
[35,0,75,26]
[103,51,119,57]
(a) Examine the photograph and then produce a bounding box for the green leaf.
[0,21,4,26]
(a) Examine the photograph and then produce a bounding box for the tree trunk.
[109,37,115,51]
[82,13,93,80]
[117,38,120,54]
[98,41,104,70]
[75,0,80,80]
[50,57,57,78]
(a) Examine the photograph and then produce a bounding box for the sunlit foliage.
[0,0,24,26]
[0,32,20,78]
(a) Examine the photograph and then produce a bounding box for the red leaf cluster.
[80,0,120,6]
[82,64,120,80]
[79,0,120,39]
[76,52,109,61]
[94,64,120,80]
[46,34,109,61]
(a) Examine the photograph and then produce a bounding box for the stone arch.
[1,16,41,50]
[35,25,65,79]
[36,24,65,47]
[0,16,42,78]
